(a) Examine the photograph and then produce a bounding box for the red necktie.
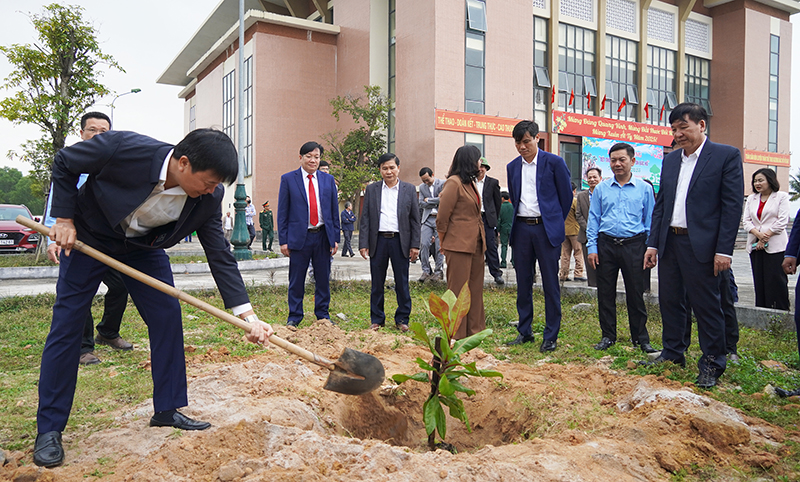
[308,174,319,226]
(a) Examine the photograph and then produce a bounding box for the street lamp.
[110,88,142,126]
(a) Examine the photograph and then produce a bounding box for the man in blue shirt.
[587,143,657,353]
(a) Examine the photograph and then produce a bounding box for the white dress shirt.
[518,151,541,217]
[476,177,485,213]
[670,136,707,228]
[121,150,187,237]
[379,181,400,232]
[302,168,324,228]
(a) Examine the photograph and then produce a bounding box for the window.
[465,133,484,155]
[685,54,711,131]
[466,0,487,32]
[222,70,235,141]
[533,16,549,130]
[605,35,638,121]
[465,1,486,115]
[242,56,253,176]
[646,45,676,126]
[768,34,779,152]
[558,23,596,115]
[388,0,396,152]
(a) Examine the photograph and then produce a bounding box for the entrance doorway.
[559,142,582,189]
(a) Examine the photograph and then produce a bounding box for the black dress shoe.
[494,276,505,285]
[540,340,557,352]
[638,355,686,368]
[150,410,211,431]
[696,373,717,389]
[505,334,535,346]
[33,431,64,468]
[776,387,800,398]
[594,337,615,350]
[638,343,658,354]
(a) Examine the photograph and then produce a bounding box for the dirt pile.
[2,320,795,481]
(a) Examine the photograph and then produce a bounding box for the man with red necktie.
[278,141,340,328]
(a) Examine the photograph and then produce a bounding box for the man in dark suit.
[575,167,601,287]
[277,141,340,328]
[43,112,133,366]
[506,120,573,352]
[359,153,421,332]
[36,129,273,468]
[476,157,504,285]
[777,208,800,397]
[643,102,743,389]
[418,167,445,282]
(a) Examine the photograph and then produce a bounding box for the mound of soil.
[2,320,796,481]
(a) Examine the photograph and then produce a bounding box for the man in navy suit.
[359,153,420,331]
[36,129,274,468]
[278,141,340,328]
[777,209,800,397]
[506,120,573,352]
[643,103,743,389]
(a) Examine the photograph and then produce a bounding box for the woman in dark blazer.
[743,168,790,310]
[436,145,486,340]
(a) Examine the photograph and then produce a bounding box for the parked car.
[0,204,41,253]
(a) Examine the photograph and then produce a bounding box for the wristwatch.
[244,314,259,324]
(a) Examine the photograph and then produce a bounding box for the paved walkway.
[0,234,796,312]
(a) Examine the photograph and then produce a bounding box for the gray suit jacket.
[418,178,444,224]
[575,189,591,244]
[359,180,421,256]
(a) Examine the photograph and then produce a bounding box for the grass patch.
[2,282,800,480]
[0,251,279,268]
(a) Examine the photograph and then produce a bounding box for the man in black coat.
[359,153,420,331]
[643,103,743,389]
[476,158,503,284]
[34,129,273,468]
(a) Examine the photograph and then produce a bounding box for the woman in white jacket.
[743,168,790,310]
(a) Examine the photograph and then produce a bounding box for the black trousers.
[683,268,739,354]
[369,235,411,325]
[483,215,502,278]
[80,268,129,354]
[658,232,727,378]
[750,249,790,310]
[580,243,597,287]
[596,233,649,344]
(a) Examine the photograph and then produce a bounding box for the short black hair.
[300,141,324,157]
[419,167,433,177]
[752,168,780,194]
[81,111,111,130]
[668,102,708,126]
[377,153,399,167]
[448,145,480,184]
[512,120,539,142]
[319,160,330,167]
[173,128,238,185]
[501,191,510,200]
[586,167,602,177]
[609,143,635,159]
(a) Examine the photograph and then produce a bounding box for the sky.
[0,0,221,170]
[0,2,798,191]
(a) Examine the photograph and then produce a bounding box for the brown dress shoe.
[396,323,409,332]
[370,324,382,331]
[79,352,101,365]
[95,334,133,351]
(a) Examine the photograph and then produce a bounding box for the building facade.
[158,0,797,211]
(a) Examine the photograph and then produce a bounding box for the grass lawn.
[2,281,800,479]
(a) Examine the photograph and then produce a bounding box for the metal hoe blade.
[323,348,386,395]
